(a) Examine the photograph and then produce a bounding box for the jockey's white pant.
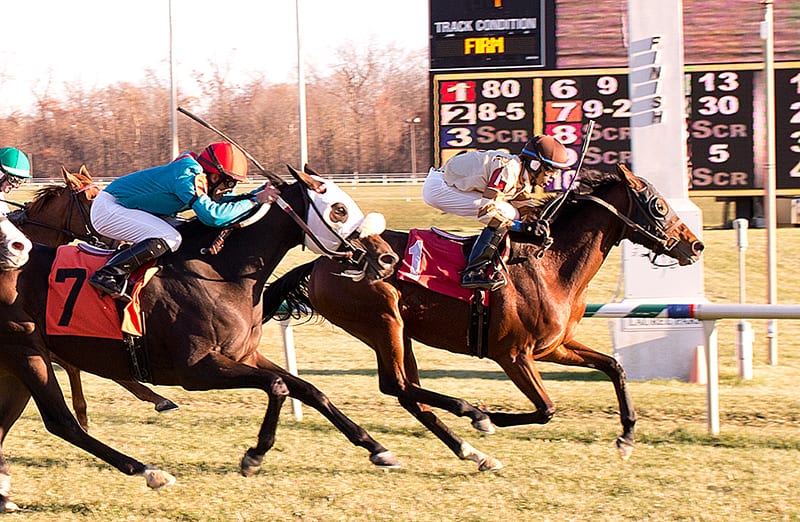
[421,168,518,225]
[91,191,182,252]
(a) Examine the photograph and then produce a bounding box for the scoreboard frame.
[430,61,800,195]
[429,0,557,72]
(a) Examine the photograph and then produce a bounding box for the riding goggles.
[0,164,28,188]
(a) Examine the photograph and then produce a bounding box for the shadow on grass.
[300,368,609,382]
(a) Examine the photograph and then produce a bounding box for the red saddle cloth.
[45,245,156,339]
[397,228,477,303]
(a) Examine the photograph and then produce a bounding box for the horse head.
[0,217,33,304]
[62,164,101,200]
[287,164,399,281]
[575,164,704,267]
[8,165,108,247]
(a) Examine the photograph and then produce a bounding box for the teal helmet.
[0,147,32,179]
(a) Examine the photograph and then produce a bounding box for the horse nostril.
[693,241,705,254]
[379,252,399,268]
[11,241,27,254]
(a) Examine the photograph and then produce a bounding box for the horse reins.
[177,107,366,265]
[5,184,107,247]
[574,183,681,263]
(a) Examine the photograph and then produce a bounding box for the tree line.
[1,44,430,180]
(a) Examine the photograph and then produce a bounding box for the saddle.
[397,228,502,358]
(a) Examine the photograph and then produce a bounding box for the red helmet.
[519,135,572,169]
[196,142,249,182]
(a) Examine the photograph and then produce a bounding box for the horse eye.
[329,203,348,223]
[649,198,669,219]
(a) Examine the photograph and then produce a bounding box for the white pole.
[405,117,421,179]
[733,218,753,379]
[762,0,778,365]
[703,320,720,435]
[168,0,179,159]
[296,0,309,168]
[281,321,303,421]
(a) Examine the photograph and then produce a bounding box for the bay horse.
[262,164,705,471]
[0,166,400,509]
[7,165,177,431]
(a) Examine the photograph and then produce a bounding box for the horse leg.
[540,340,636,459]
[113,380,179,413]
[252,352,399,469]
[0,374,32,513]
[240,390,286,477]
[3,342,175,489]
[375,336,502,471]
[50,355,90,432]
[169,352,295,476]
[485,349,558,427]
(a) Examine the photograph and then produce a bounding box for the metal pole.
[703,320,720,435]
[281,321,303,421]
[168,0,179,159]
[296,0,309,168]
[733,218,753,379]
[761,0,778,365]
[405,117,421,179]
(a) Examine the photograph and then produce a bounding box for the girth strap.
[468,289,490,358]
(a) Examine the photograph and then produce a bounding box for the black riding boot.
[461,226,507,291]
[89,238,170,303]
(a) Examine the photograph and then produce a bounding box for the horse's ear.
[303,164,321,178]
[79,164,93,180]
[63,170,82,190]
[60,165,70,180]
[616,163,644,190]
[286,164,325,194]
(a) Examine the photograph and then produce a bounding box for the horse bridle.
[6,184,108,247]
[298,184,370,270]
[573,178,684,265]
[203,181,370,272]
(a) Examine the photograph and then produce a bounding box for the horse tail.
[262,260,316,323]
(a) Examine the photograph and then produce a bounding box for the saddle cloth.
[397,228,484,303]
[45,245,157,339]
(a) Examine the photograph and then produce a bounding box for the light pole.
[405,117,421,179]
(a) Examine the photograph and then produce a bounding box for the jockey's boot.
[89,238,169,303]
[461,226,507,291]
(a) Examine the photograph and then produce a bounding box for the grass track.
[4,184,798,521]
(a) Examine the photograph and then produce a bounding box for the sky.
[0,0,429,115]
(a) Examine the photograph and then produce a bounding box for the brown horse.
[262,164,705,471]
[0,166,400,509]
[6,165,178,431]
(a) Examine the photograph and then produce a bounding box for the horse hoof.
[370,450,400,469]
[471,418,496,434]
[478,457,503,472]
[2,500,20,513]
[240,453,263,477]
[155,399,179,412]
[143,468,176,489]
[615,437,635,461]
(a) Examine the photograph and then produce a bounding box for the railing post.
[281,320,303,420]
[703,320,719,435]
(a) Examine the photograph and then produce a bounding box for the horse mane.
[574,167,624,195]
[26,186,65,214]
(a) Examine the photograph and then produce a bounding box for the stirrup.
[89,276,132,303]
[461,270,507,291]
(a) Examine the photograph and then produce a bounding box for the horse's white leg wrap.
[458,442,503,471]
[142,468,176,489]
